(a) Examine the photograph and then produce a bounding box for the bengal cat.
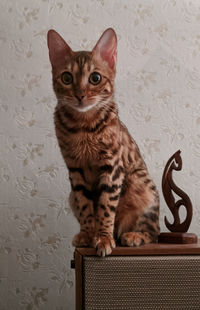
[47,28,160,256]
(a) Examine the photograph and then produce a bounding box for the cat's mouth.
[73,101,95,112]
[73,97,97,112]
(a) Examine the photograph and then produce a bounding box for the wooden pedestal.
[158,232,198,244]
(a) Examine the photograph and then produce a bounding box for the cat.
[47,28,160,257]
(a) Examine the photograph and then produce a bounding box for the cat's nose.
[75,94,85,102]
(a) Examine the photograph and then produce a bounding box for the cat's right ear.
[47,30,72,68]
[93,28,117,69]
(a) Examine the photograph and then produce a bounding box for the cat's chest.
[68,132,100,160]
[84,164,100,185]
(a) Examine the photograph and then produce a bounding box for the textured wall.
[1,0,200,309]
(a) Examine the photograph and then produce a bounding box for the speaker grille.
[83,256,200,310]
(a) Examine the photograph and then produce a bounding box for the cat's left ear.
[93,28,117,68]
[47,29,73,68]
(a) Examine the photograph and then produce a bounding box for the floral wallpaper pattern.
[1,0,200,309]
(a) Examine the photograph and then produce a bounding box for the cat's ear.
[47,30,73,67]
[93,28,117,68]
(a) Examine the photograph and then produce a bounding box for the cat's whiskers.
[95,96,114,111]
[57,94,114,117]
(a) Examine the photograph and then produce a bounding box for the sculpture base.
[158,232,198,244]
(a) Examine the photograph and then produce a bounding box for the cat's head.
[47,28,117,113]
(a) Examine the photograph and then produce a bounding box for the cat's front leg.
[94,160,124,256]
[68,168,95,248]
[71,195,94,247]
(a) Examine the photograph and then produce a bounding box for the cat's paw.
[72,232,93,247]
[121,232,151,247]
[93,234,116,257]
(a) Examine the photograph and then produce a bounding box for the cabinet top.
[75,241,200,256]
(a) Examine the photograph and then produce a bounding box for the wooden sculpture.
[158,150,198,244]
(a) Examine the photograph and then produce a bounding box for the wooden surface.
[74,241,200,309]
[75,240,200,256]
[74,249,83,310]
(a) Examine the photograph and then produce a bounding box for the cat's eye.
[89,72,102,85]
[61,72,73,85]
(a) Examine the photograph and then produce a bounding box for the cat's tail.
[120,205,160,246]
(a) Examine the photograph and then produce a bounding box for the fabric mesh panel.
[83,255,200,310]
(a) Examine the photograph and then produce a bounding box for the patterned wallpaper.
[1,0,200,309]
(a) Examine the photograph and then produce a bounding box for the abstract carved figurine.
[162,150,192,232]
[159,150,198,244]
